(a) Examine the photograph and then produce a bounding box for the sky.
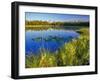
[25,12,89,22]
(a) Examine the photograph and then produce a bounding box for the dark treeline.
[25,20,89,26]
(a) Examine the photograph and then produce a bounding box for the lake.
[25,29,79,55]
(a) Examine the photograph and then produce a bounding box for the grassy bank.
[25,24,89,30]
[25,28,89,68]
[25,21,89,30]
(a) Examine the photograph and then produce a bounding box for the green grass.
[25,28,89,68]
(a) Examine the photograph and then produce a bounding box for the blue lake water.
[25,29,79,55]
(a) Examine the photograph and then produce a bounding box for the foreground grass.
[25,28,89,68]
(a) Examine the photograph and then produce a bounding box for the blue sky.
[25,12,89,22]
